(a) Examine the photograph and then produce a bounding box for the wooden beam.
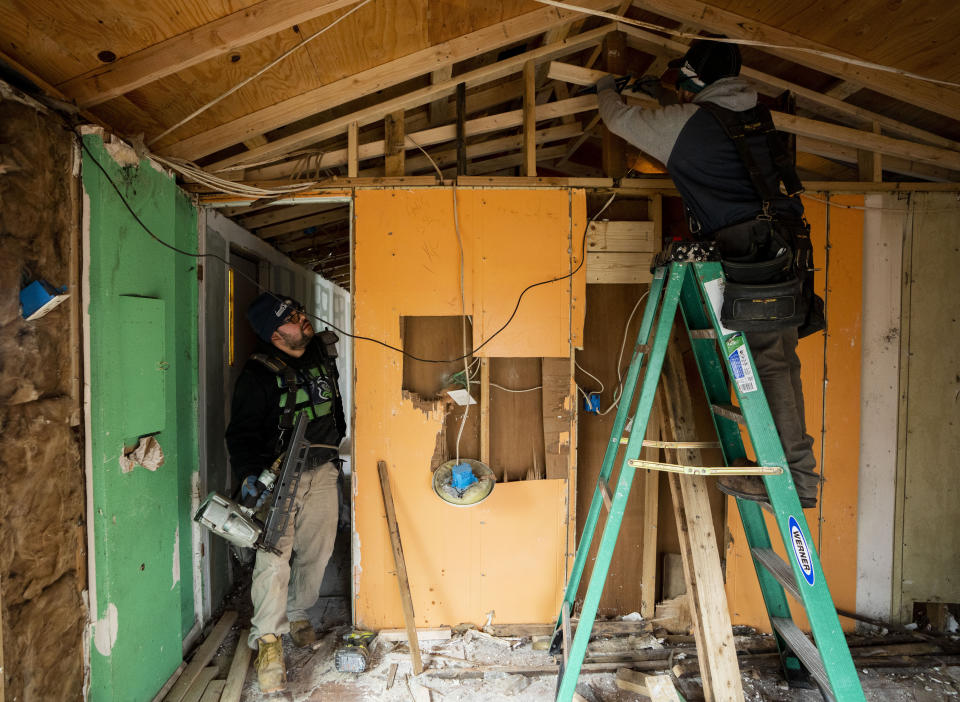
[160,2,618,158]
[549,61,960,172]
[481,359,491,466]
[59,0,362,108]
[470,145,568,176]
[523,61,538,177]
[659,344,744,702]
[602,31,628,177]
[210,91,600,174]
[220,629,253,702]
[797,136,955,181]
[629,0,960,123]
[259,208,350,240]
[542,358,573,480]
[384,111,405,176]
[456,82,467,176]
[586,220,657,252]
[586,252,655,283]
[243,120,583,182]
[641,405,662,620]
[347,122,359,178]
[858,121,883,183]
[429,66,454,125]
[377,460,423,675]
[164,611,239,702]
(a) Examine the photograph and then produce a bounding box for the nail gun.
[194,412,310,555]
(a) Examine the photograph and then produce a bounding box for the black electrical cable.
[79,135,611,364]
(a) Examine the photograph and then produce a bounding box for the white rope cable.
[534,0,960,90]
[598,290,648,416]
[148,0,375,146]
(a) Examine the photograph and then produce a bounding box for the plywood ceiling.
[2,0,959,285]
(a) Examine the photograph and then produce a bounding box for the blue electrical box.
[20,280,69,321]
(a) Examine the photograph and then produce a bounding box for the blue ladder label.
[725,334,757,394]
[788,516,816,586]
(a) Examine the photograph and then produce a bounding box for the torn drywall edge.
[171,526,180,590]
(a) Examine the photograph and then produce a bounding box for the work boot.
[255,634,286,693]
[718,473,817,509]
[289,619,317,647]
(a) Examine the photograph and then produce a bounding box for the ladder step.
[751,548,801,602]
[599,479,613,512]
[770,617,834,699]
[619,438,722,449]
[627,459,782,476]
[711,403,745,424]
[688,328,718,339]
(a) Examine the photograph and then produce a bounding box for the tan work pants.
[248,462,339,648]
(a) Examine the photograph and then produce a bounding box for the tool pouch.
[721,276,805,331]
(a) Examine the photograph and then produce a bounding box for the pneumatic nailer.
[194,412,310,554]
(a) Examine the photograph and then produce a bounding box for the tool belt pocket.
[720,276,805,331]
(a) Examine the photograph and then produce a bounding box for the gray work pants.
[248,462,340,648]
[744,327,820,498]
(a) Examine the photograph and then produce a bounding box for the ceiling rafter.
[204,27,612,172]
[159,0,620,160]
[628,0,960,122]
[245,123,582,181]
[58,0,363,108]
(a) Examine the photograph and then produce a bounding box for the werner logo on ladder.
[550,253,865,701]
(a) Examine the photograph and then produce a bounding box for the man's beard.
[276,324,313,351]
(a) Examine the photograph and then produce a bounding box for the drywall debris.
[119,435,165,473]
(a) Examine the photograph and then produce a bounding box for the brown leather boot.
[719,474,817,509]
[289,619,317,647]
[255,634,286,693]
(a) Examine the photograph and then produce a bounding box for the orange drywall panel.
[725,195,863,632]
[353,188,585,629]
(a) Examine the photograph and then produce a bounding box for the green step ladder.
[552,257,866,702]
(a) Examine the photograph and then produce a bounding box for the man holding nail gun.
[226,292,346,693]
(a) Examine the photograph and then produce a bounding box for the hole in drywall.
[97,50,117,63]
[230,53,241,63]
[400,316,555,482]
[401,315,479,469]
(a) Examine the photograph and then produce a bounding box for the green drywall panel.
[82,135,199,702]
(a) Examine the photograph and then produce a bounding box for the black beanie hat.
[669,39,742,92]
[247,292,302,342]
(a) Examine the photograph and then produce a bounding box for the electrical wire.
[148,0,376,145]
[80,135,616,364]
[534,0,960,90]
[452,186,470,465]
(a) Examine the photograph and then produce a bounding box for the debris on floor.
[216,606,960,701]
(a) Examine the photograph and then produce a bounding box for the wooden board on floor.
[220,628,252,702]
[163,611,237,702]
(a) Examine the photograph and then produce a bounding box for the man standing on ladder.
[596,39,825,508]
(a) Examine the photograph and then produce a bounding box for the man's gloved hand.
[595,74,618,94]
[627,74,664,100]
[241,475,260,500]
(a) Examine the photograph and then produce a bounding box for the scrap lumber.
[220,628,252,702]
[377,627,452,642]
[386,663,399,689]
[163,610,238,702]
[616,667,650,694]
[180,667,218,702]
[198,680,225,702]
[150,662,186,702]
[658,342,744,702]
[378,460,424,675]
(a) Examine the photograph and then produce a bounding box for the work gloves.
[241,475,271,510]
[593,74,665,101]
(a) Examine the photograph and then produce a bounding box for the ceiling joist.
[159,0,619,159]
